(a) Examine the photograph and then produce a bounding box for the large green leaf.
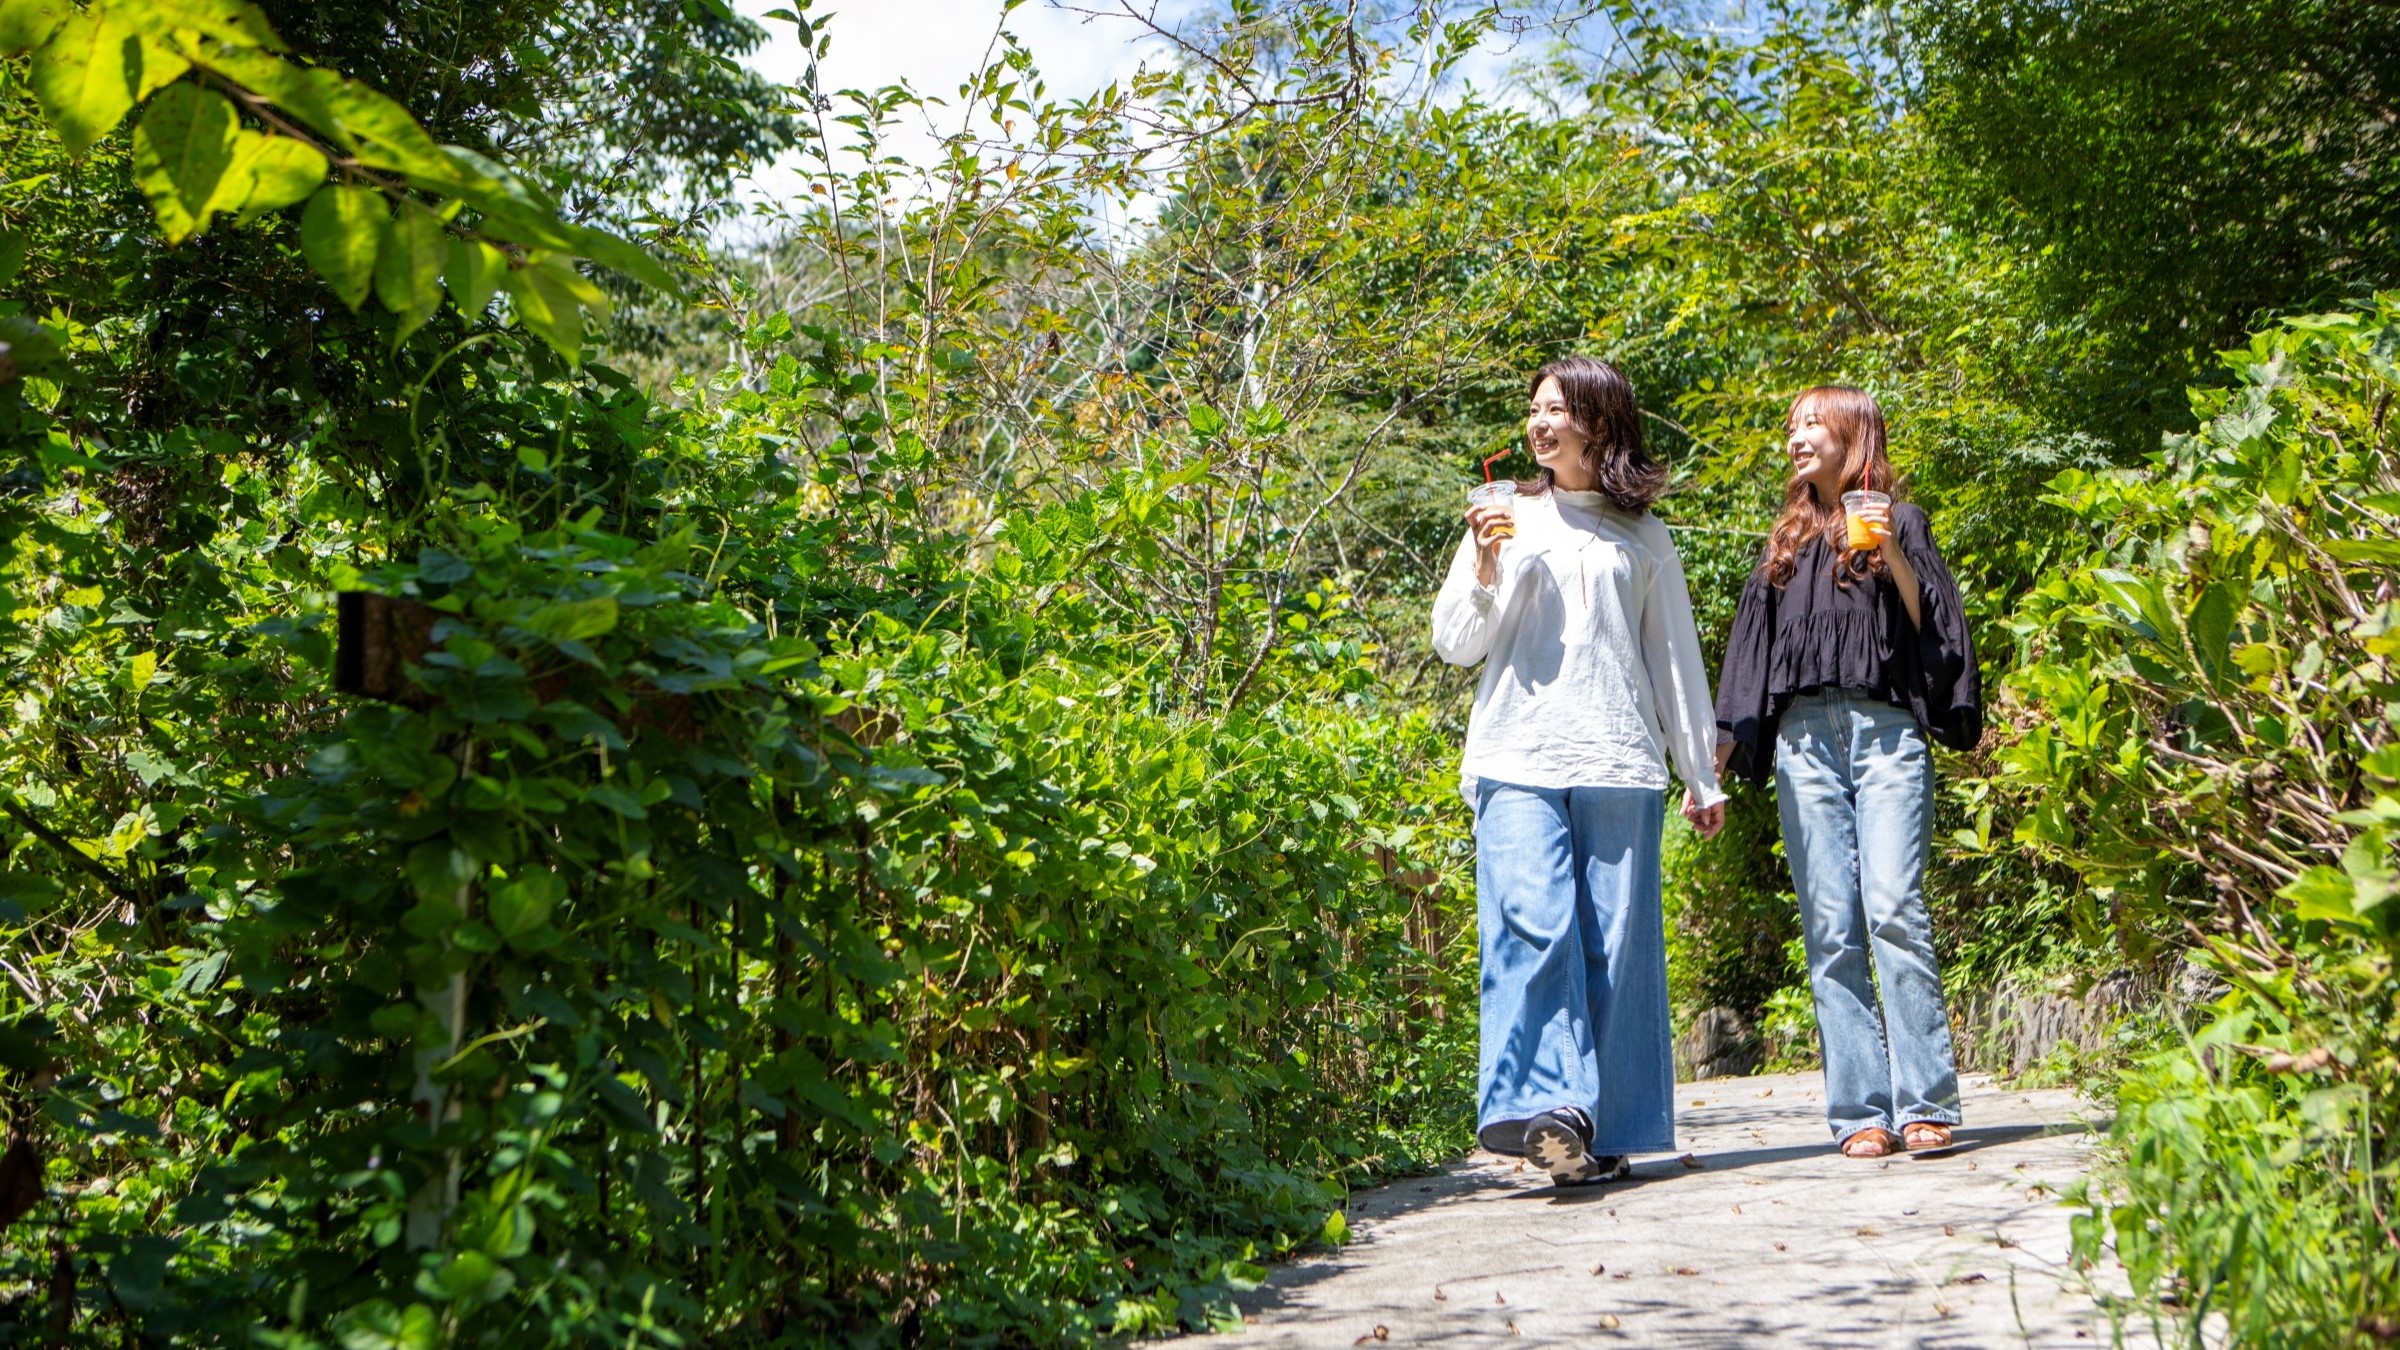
[504,256,606,361]
[197,47,335,131]
[316,75,459,182]
[130,32,189,98]
[132,84,241,243]
[0,0,69,56]
[374,202,448,345]
[120,0,285,51]
[2324,537,2400,565]
[226,133,328,222]
[2185,581,2236,689]
[30,9,137,155]
[558,220,681,296]
[2282,865,2363,926]
[299,184,385,311]
[443,238,506,316]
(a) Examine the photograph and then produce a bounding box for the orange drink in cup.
[1842,489,1890,551]
[1469,481,1517,540]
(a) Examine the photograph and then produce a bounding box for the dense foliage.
[1,0,2393,1342]
[2003,303,2400,1345]
[0,0,1496,1341]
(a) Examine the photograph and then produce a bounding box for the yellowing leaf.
[300,183,384,311]
[226,133,327,222]
[375,201,447,345]
[131,32,189,98]
[127,650,158,690]
[317,76,456,181]
[200,47,337,135]
[119,0,285,51]
[443,237,506,316]
[31,9,138,155]
[0,0,70,57]
[133,84,241,243]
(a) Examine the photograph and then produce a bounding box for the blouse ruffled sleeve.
[1430,529,1502,666]
[1894,505,1982,751]
[1713,564,1778,785]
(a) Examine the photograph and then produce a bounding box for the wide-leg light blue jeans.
[1774,688,1961,1143]
[1473,781,1674,1156]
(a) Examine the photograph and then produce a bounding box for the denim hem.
[1895,1113,1962,1128]
[1588,1137,1674,1156]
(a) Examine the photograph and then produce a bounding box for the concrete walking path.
[1193,1071,2153,1348]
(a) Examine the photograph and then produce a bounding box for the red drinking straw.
[1482,447,1510,482]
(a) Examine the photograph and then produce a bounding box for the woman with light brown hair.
[1712,387,1981,1159]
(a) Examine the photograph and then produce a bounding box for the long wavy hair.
[1521,356,1668,513]
[1765,386,1900,589]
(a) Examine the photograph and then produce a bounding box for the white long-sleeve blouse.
[1430,486,1728,810]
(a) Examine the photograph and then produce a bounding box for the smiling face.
[1527,376,1595,489]
[1786,396,1848,504]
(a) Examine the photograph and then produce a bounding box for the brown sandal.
[1841,1128,1899,1158]
[1902,1122,1953,1151]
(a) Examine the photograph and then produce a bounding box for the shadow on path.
[1521,1119,2111,1204]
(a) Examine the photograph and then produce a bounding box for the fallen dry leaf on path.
[1674,1266,1700,1276]
[1773,1242,1787,1252]
[1591,1263,1606,1276]
[1757,1088,1773,1097]
[1954,1273,1989,1285]
[1599,1314,1621,1329]
[1731,1204,1742,1214]
[1678,1154,1704,1169]
[1856,1226,1882,1237]
[1494,1292,1506,1305]
[1943,1225,1957,1237]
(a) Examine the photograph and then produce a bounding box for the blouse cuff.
[1470,581,1497,610]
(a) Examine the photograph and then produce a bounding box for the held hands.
[1466,503,1516,587]
[1680,791,1725,839]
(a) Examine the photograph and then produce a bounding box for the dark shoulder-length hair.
[1521,356,1668,514]
[1764,385,1901,589]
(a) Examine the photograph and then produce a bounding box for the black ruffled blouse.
[1713,502,1982,785]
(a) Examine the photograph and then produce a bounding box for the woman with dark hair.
[1430,356,1727,1188]
[1712,386,1981,1159]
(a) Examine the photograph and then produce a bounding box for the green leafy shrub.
[1996,299,2400,1343]
[0,451,1477,1343]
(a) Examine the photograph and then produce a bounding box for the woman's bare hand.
[1681,791,1725,839]
[1851,496,1896,550]
[1466,503,1515,587]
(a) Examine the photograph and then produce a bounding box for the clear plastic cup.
[1841,489,1891,551]
[1468,480,1517,541]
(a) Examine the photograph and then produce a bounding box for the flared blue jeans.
[1774,688,1962,1143]
[1473,781,1674,1156]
